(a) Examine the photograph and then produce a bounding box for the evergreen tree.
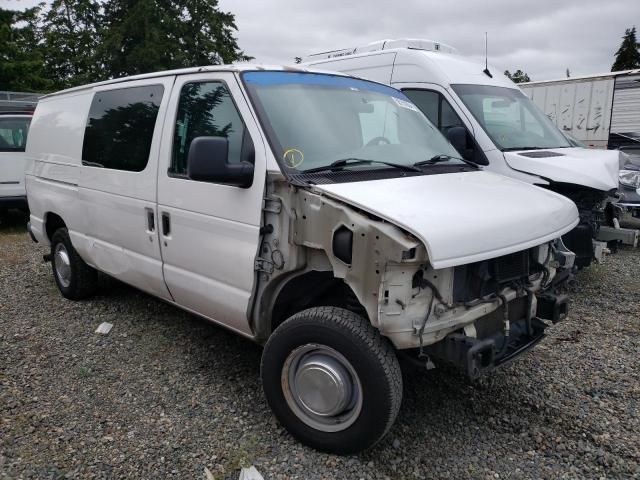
[0,6,51,92]
[504,69,531,83]
[42,0,104,89]
[1,0,249,90]
[611,27,640,71]
[177,0,251,66]
[100,0,177,77]
[100,0,249,78]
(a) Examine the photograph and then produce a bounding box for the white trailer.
[520,70,640,149]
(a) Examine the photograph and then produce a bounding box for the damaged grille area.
[493,250,530,283]
[452,249,535,304]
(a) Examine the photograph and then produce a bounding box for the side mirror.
[446,126,488,166]
[187,136,254,188]
[446,126,468,154]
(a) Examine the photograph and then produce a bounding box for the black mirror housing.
[446,126,467,153]
[446,126,489,166]
[187,136,254,188]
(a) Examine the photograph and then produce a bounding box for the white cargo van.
[26,65,578,454]
[0,112,32,213]
[303,39,621,268]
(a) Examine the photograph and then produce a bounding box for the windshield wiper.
[413,154,479,169]
[302,158,421,174]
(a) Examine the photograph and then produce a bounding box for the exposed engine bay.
[253,175,576,378]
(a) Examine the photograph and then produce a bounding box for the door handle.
[161,212,171,237]
[146,208,155,232]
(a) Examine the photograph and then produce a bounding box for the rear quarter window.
[82,85,163,171]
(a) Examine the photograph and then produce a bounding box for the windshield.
[0,117,30,152]
[242,71,462,173]
[451,84,570,151]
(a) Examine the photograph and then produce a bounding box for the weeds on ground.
[77,366,93,378]
[576,262,605,284]
[207,433,262,480]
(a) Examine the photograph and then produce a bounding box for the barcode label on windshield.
[393,97,419,112]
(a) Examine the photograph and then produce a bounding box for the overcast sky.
[3,0,638,81]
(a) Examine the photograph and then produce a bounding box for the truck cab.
[303,39,621,268]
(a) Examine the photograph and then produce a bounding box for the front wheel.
[261,307,402,454]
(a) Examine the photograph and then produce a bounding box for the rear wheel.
[261,307,402,454]
[51,228,98,299]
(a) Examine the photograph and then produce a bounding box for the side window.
[0,117,30,152]
[403,88,465,134]
[171,81,246,175]
[440,99,465,130]
[358,100,400,145]
[82,85,163,171]
[401,90,439,126]
[403,88,488,166]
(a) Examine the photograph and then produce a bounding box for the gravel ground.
[1,211,639,479]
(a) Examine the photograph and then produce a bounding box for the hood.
[314,171,579,269]
[503,147,619,192]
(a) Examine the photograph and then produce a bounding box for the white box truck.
[519,70,640,149]
[303,39,624,267]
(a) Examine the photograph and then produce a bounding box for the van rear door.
[156,72,266,336]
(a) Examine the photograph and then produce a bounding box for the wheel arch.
[259,269,369,341]
[44,212,67,242]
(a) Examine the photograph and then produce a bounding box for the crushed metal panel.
[293,188,423,327]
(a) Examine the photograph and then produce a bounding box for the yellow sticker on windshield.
[283,148,304,168]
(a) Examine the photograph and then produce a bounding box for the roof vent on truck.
[304,38,458,62]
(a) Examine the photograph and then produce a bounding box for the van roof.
[305,41,516,89]
[304,38,458,61]
[42,64,344,99]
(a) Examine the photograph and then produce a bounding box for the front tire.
[51,228,98,300]
[261,307,402,454]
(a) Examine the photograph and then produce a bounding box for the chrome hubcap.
[282,344,362,432]
[54,243,72,288]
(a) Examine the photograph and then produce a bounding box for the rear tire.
[261,307,402,454]
[51,228,98,300]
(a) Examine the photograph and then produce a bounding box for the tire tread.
[262,306,402,453]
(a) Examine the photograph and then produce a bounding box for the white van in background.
[26,65,578,454]
[303,39,622,268]
[0,112,32,214]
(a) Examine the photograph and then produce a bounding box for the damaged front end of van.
[240,69,580,453]
[253,170,577,379]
